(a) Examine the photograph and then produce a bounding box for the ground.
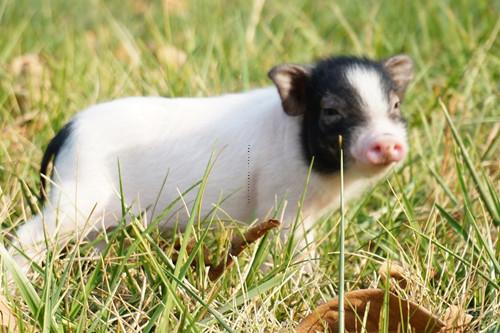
[0,0,498,332]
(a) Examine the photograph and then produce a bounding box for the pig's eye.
[322,108,343,121]
[393,101,400,109]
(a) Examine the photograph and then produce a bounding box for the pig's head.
[269,54,414,176]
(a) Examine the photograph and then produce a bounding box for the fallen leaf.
[131,0,151,14]
[296,289,445,333]
[441,305,473,333]
[171,219,280,281]
[378,260,408,289]
[114,42,141,66]
[0,295,17,332]
[208,219,280,281]
[163,0,187,13]
[8,53,50,109]
[84,30,98,51]
[9,53,44,78]
[171,238,211,264]
[155,45,187,69]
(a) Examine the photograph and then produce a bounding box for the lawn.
[0,0,498,332]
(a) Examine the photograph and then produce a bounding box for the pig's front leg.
[279,216,319,272]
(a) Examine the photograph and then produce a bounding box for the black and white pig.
[12,54,413,271]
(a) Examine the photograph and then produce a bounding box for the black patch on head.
[299,56,395,173]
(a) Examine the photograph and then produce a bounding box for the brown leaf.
[208,219,280,281]
[170,219,280,281]
[114,42,141,66]
[8,53,50,108]
[171,238,211,265]
[378,260,408,289]
[163,0,187,13]
[296,289,445,333]
[155,45,187,69]
[131,0,151,14]
[0,296,17,332]
[9,53,44,78]
[84,31,98,51]
[441,305,473,333]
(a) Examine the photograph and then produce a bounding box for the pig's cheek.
[348,139,367,164]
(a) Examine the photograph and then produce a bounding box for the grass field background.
[0,0,498,331]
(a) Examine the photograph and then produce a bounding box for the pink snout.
[364,135,406,165]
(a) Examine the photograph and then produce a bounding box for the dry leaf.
[114,42,141,66]
[163,0,187,13]
[131,0,151,14]
[155,45,187,69]
[296,289,445,333]
[171,238,211,264]
[9,53,44,78]
[378,260,408,289]
[171,219,280,281]
[84,31,98,51]
[208,219,280,281]
[0,296,17,332]
[8,53,50,108]
[447,95,459,116]
[441,305,473,333]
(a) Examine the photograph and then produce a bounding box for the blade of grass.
[0,245,63,333]
[160,155,215,332]
[440,99,500,225]
[130,222,225,332]
[338,135,345,332]
[406,226,499,289]
[205,270,294,321]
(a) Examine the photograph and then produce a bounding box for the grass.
[0,0,498,331]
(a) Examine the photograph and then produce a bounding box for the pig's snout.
[363,135,406,166]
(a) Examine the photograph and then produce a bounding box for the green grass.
[0,0,499,331]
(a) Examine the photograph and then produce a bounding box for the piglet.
[12,54,413,271]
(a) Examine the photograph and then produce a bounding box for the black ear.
[382,54,414,99]
[268,64,311,116]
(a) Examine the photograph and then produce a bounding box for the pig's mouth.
[343,157,403,181]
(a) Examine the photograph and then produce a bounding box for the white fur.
[13,86,399,270]
[346,66,388,118]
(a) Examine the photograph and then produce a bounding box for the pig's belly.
[114,165,256,227]
[117,169,297,229]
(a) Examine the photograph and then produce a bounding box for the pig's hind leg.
[11,212,53,275]
[11,180,112,274]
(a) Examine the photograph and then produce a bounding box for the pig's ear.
[382,54,414,99]
[268,64,312,116]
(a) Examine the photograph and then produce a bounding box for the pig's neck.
[304,166,388,221]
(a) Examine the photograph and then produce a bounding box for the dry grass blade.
[296,289,445,333]
[0,296,17,333]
